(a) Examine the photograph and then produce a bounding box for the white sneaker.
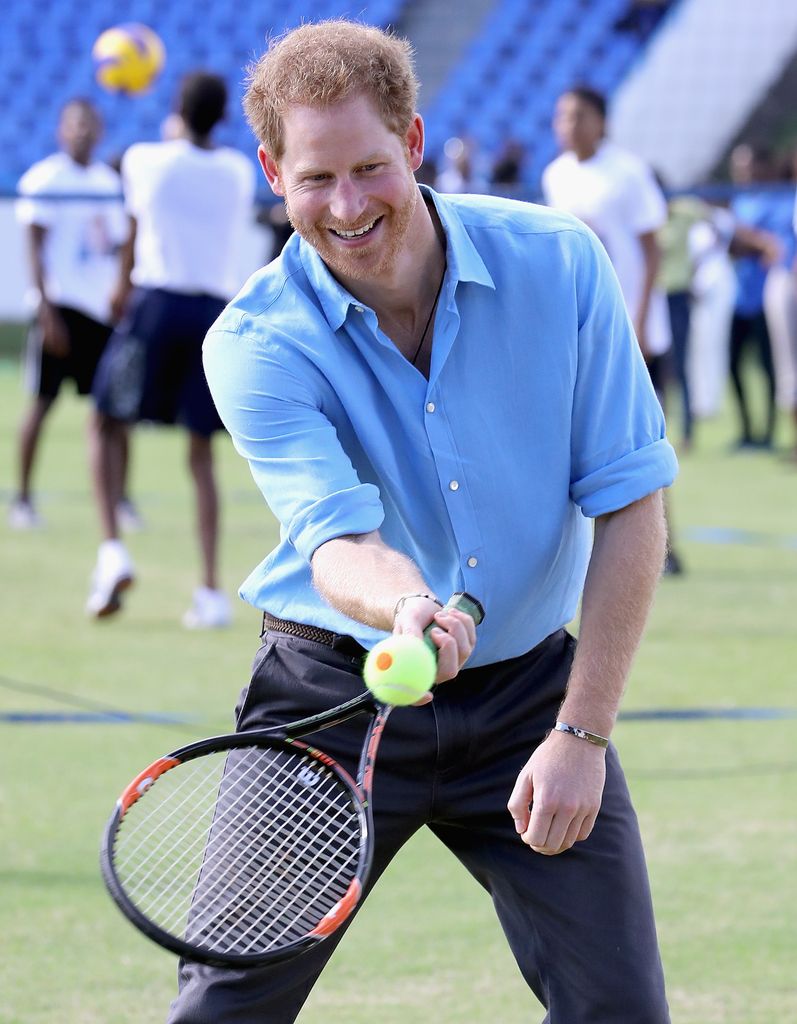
[116,498,145,533]
[8,498,43,530]
[86,540,135,618]
[182,587,232,630]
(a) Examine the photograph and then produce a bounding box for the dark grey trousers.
[168,628,669,1023]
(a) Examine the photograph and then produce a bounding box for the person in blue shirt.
[728,144,785,450]
[169,20,676,1024]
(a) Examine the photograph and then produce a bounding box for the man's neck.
[184,131,215,150]
[66,152,92,167]
[573,140,602,163]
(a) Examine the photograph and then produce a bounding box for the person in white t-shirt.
[10,99,135,530]
[89,72,256,627]
[543,86,682,573]
[543,87,671,363]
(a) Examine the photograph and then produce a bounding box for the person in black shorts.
[10,99,136,530]
[87,72,255,626]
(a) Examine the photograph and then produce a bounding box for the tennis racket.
[100,591,484,968]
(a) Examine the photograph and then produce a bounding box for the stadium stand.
[0,0,408,194]
[611,0,797,188]
[417,0,653,189]
[0,0,671,197]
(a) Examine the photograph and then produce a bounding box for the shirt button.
[426,402,436,413]
[354,305,364,313]
[467,556,478,568]
[449,480,459,491]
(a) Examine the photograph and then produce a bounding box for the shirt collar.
[298,184,495,332]
[421,185,495,292]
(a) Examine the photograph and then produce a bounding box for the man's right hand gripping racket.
[100,592,484,968]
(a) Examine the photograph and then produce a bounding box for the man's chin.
[315,240,393,282]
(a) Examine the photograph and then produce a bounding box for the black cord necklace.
[410,265,446,366]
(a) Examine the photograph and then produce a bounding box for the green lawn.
[0,355,795,1023]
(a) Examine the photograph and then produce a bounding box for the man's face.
[553,94,604,158]
[259,93,423,286]
[59,103,101,164]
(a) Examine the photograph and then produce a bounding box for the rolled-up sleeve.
[204,327,384,562]
[569,229,678,517]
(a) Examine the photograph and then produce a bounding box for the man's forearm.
[558,490,667,738]
[311,530,436,632]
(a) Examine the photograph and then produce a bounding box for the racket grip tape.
[421,591,485,655]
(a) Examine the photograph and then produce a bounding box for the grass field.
[0,354,795,1023]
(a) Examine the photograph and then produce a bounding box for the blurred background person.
[656,182,707,450]
[489,138,527,198]
[656,183,781,451]
[762,148,797,461]
[9,99,134,531]
[726,143,781,450]
[543,86,671,368]
[435,135,487,193]
[542,85,683,573]
[684,193,783,431]
[87,71,256,627]
[684,201,737,423]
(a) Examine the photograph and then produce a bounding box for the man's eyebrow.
[293,152,392,176]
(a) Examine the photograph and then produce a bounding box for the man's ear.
[258,146,284,197]
[405,114,425,173]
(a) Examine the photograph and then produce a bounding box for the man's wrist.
[392,593,442,625]
[553,721,610,749]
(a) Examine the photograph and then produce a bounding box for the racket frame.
[100,695,386,967]
[100,591,484,966]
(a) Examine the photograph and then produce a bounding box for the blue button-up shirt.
[204,187,677,666]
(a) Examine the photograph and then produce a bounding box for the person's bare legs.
[85,408,134,617]
[88,408,128,540]
[16,395,55,503]
[182,431,231,629]
[187,431,218,590]
[117,422,131,505]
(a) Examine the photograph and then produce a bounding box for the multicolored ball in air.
[93,23,165,95]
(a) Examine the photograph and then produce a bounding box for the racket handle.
[422,591,485,655]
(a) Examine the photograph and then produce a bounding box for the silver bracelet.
[554,721,609,749]
[393,593,442,621]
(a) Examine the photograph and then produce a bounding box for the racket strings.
[120,748,335,902]
[122,747,356,936]
[180,756,359,948]
[124,750,322,919]
[117,750,270,923]
[120,747,359,950]
[195,808,359,954]
[112,744,363,956]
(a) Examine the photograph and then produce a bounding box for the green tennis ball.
[363,634,437,706]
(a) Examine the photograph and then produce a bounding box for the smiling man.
[170,19,677,1024]
[260,94,423,281]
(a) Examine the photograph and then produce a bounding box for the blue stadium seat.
[0,0,668,197]
[0,0,410,194]
[424,0,666,191]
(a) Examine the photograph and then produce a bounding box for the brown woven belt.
[261,611,366,658]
